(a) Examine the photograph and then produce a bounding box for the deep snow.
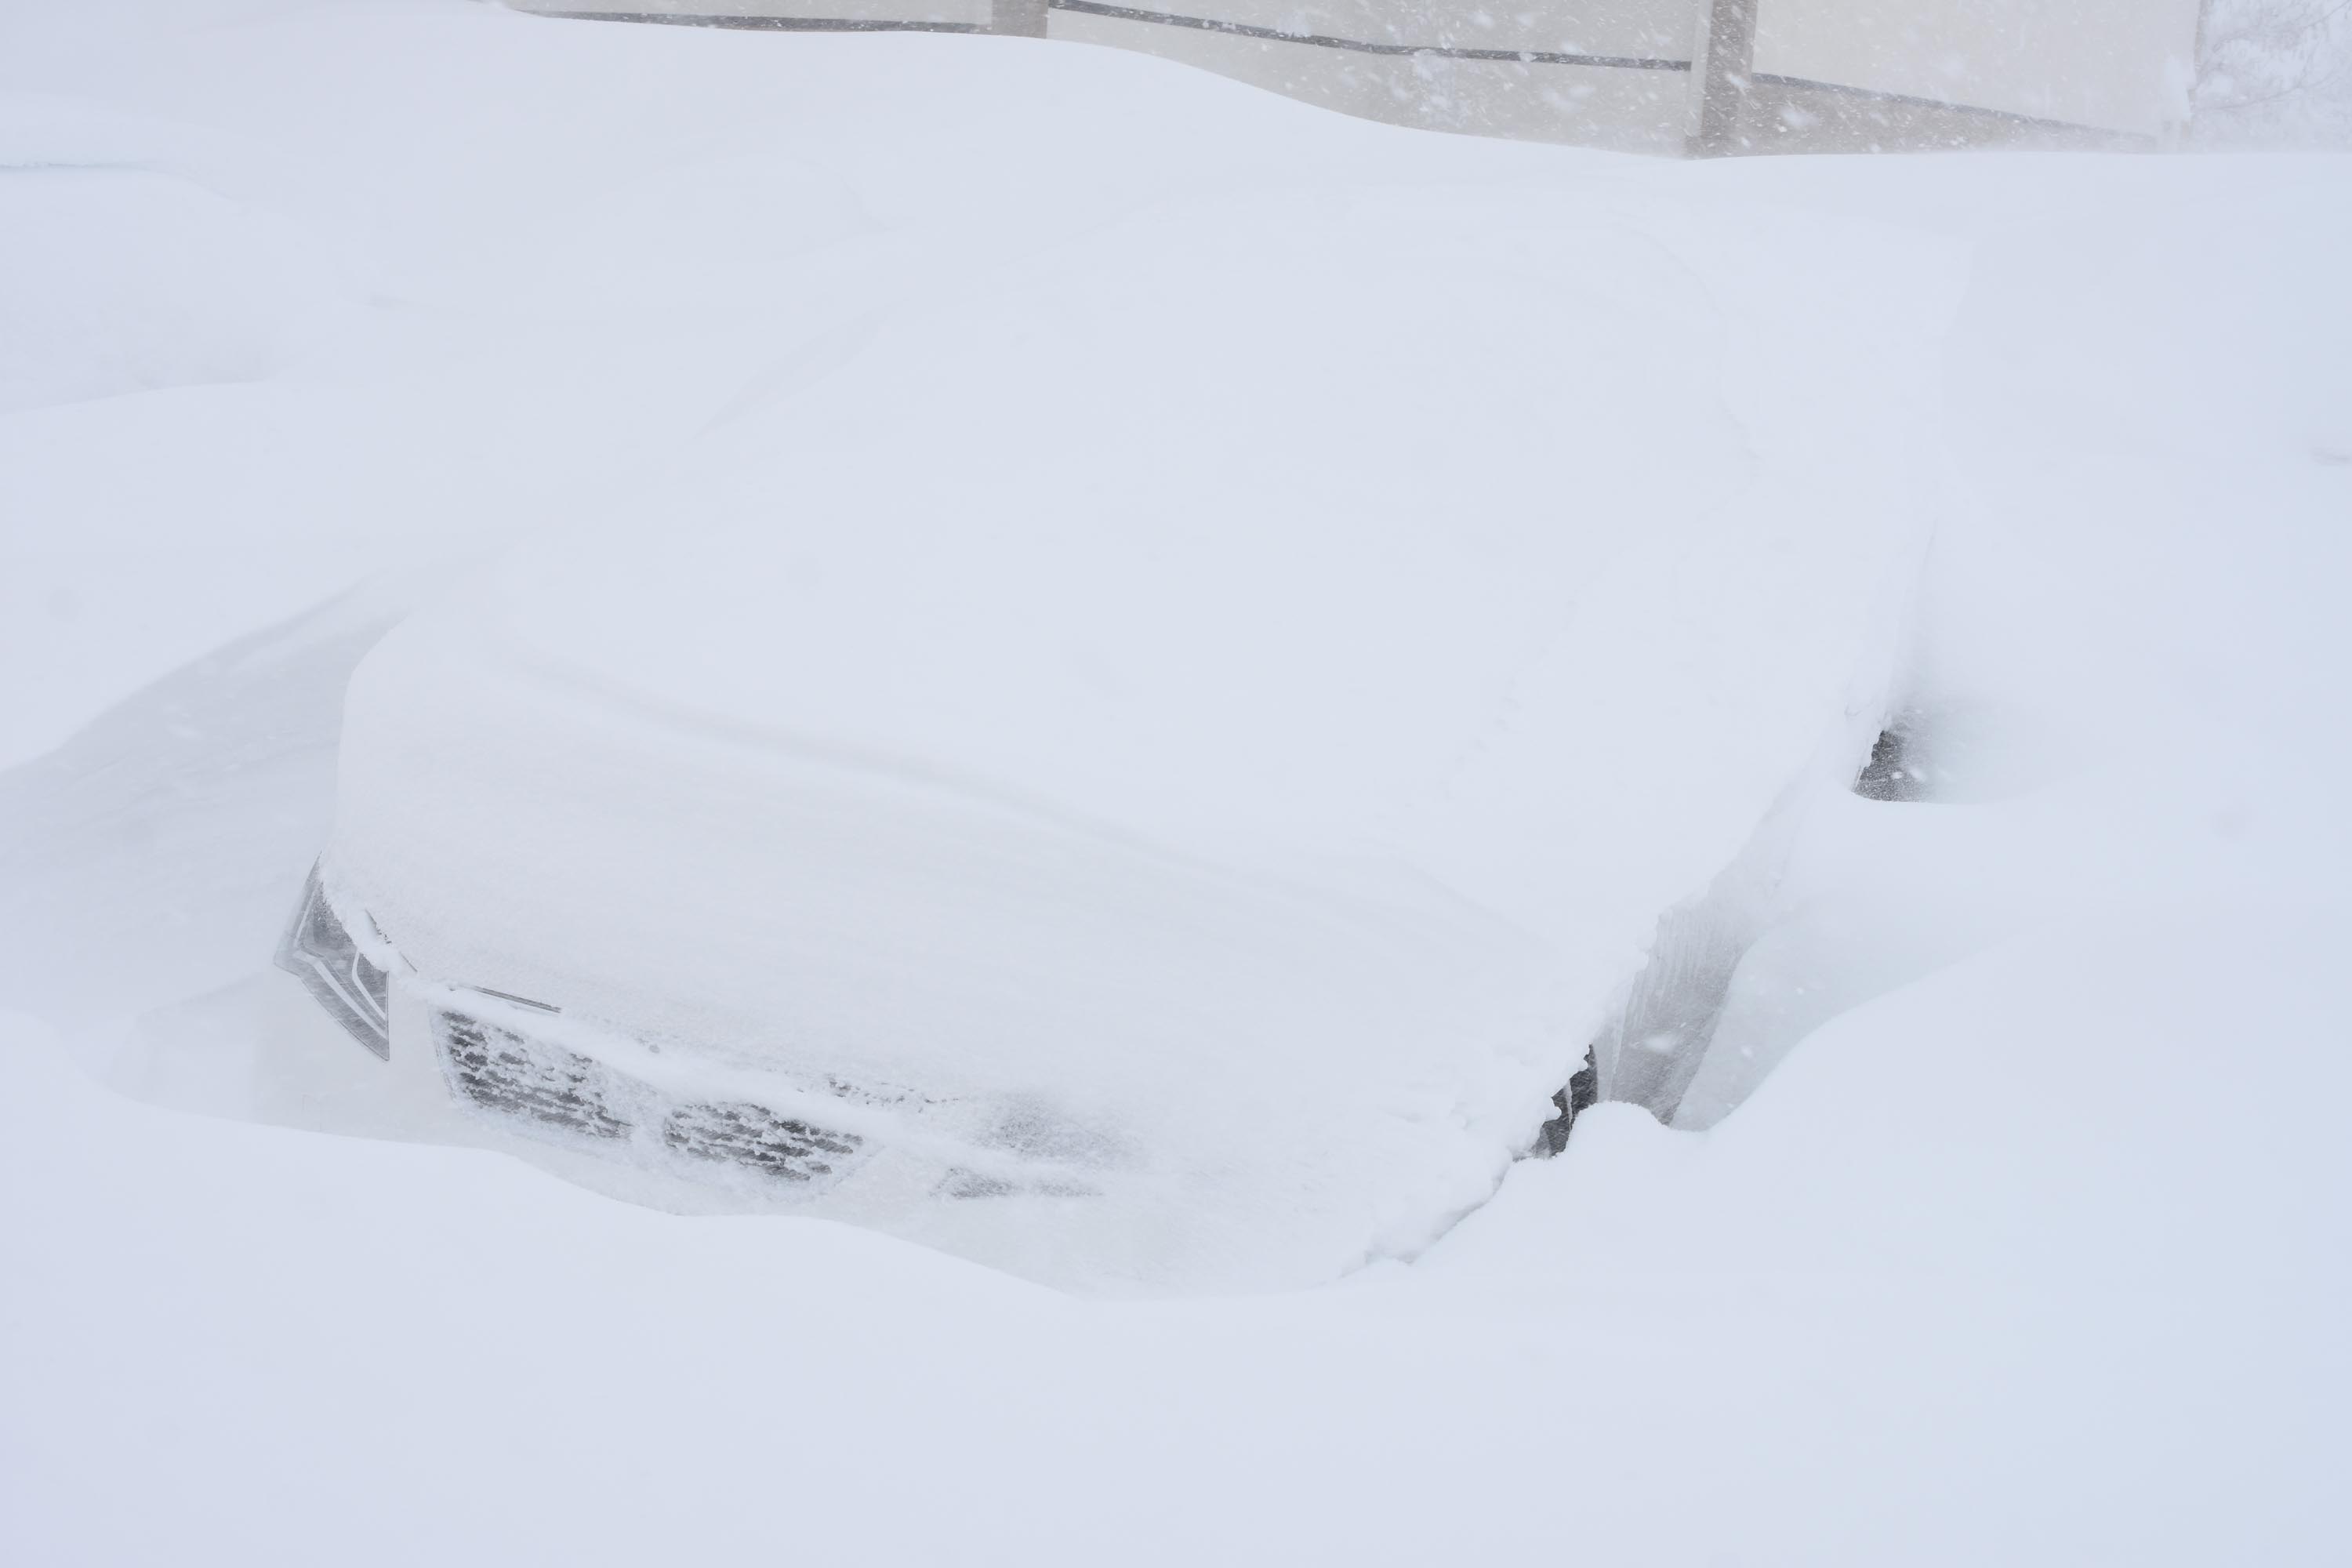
[3,0,2350,1559]
[312,148,1951,1290]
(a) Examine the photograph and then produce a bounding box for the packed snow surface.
[3,0,2349,1559]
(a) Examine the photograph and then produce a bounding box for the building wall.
[505,1,2204,151]
[1047,2,1697,151]
[1719,74,2135,154]
[1751,0,2202,137]
[1065,0,1698,60]
[527,0,993,27]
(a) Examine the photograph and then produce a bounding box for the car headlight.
[273,863,391,1059]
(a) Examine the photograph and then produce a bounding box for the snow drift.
[2,1,2347,1555]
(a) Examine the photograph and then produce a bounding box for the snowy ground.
[5,1,2350,1560]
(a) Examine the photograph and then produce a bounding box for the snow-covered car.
[275,190,1943,1292]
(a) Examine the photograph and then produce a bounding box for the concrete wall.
[1065,0,1697,60]
[507,1,2205,152]
[1047,2,1697,151]
[1718,73,2136,152]
[528,0,993,27]
[1751,0,2202,137]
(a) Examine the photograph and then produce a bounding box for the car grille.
[437,1011,632,1141]
[663,1101,863,1183]
[430,1005,868,1191]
